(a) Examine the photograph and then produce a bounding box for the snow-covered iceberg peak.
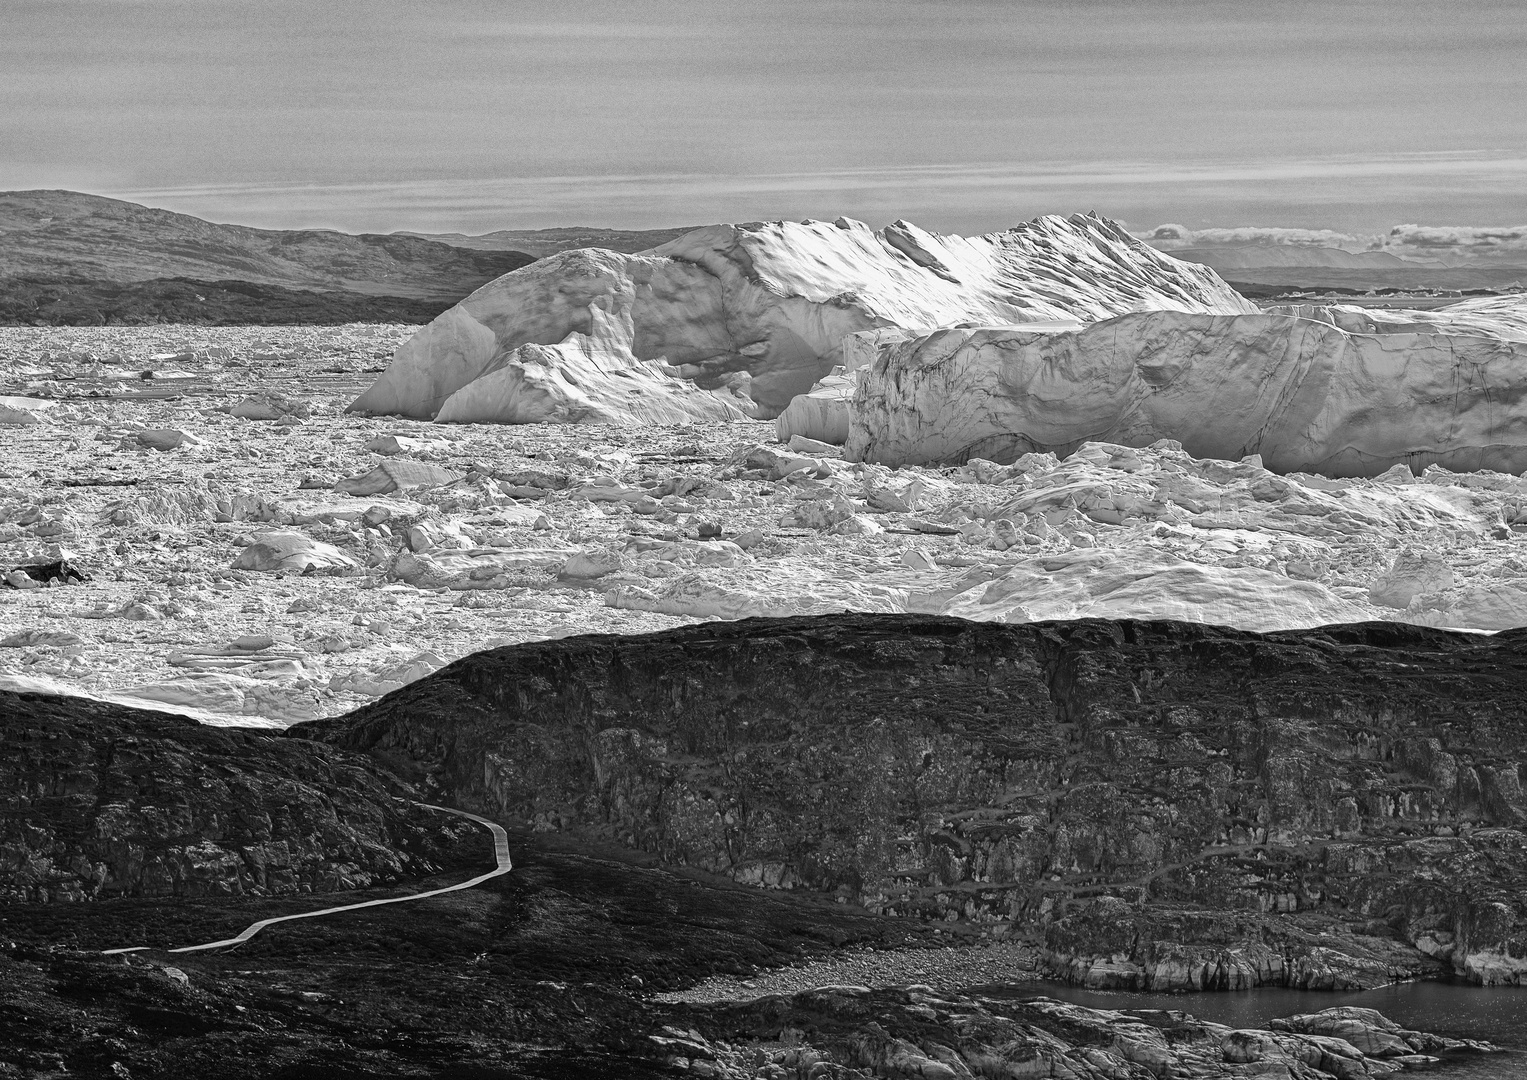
[348,213,1255,425]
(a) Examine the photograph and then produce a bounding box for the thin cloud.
[102,153,1527,237]
[115,151,1527,202]
[1144,224,1377,250]
[446,21,710,40]
[1388,224,1527,257]
[1137,222,1527,266]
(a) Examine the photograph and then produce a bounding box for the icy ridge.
[349,214,1254,424]
[846,301,1527,476]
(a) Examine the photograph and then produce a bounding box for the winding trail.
[102,802,511,956]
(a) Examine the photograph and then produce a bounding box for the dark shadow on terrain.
[0,828,922,1078]
[0,276,456,326]
[5,614,1525,1076]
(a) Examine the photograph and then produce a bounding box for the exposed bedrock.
[0,691,468,901]
[692,991,1497,1080]
[303,614,1527,989]
[847,306,1527,475]
[348,214,1252,424]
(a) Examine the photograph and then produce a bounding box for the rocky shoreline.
[673,990,1501,1079]
[0,844,1508,1078]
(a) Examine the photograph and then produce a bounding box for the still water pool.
[979,981,1527,1078]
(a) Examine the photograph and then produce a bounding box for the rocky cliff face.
[0,690,467,901]
[306,614,1527,988]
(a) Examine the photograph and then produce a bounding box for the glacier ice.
[846,301,1527,476]
[350,214,1253,425]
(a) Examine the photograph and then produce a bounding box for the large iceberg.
[349,214,1253,424]
[846,299,1527,476]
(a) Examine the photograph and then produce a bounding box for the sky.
[3,0,1525,245]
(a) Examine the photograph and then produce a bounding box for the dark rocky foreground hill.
[2,615,1523,1077]
[309,614,1527,992]
[0,691,473,901]
[0,190,535,325]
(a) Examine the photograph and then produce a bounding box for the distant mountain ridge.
[1225,267,1527,295]
[0,190,534,301]
[397,225,700,257]
[1150,239,1524,293]
[0,275,451,326]
[9,190,1519,327]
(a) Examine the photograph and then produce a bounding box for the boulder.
[1268,1010,1414,1057]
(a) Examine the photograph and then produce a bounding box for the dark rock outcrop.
[303,614,1527,988]
[1,616,1523,1075]
[2,827,1502,1077]
[682,991,1496,1079]
[0,691,467,901]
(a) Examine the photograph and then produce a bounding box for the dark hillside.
[0,190,534,303]
[0,275,450,326]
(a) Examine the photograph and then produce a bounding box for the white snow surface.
[350,214,1253,424]
[1269,295,1527,343]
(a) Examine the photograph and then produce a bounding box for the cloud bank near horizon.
[1141,222,1527,266]
[1386,224,1527,262]
[1143,225,1376,250]
[77,150,1527,248]
[23,177,1526,269]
